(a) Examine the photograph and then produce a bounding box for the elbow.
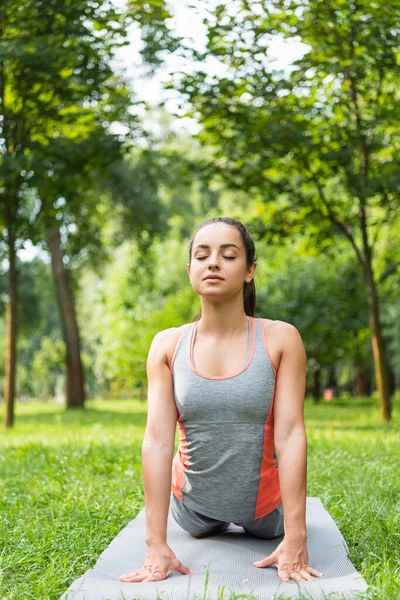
[275,425,307,457]
[142,434,175,455]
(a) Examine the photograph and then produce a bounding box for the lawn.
[0,394,399,600]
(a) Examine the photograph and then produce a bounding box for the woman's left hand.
[253,537,324,582]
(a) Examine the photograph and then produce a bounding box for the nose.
[207,257,221,270]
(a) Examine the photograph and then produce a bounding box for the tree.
[0,0,182,424]
[170,0,400,420]
[0,0,133,424]
[255,240,371,401]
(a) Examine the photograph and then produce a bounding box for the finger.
[299,569,314,581]
[177,562,194,574]
[143,570,165,582]
[277,567,291,582]
[254,554,276,568]
[119,567,152,581]
[290,569,315,582]
[306,566,324,577]
[119,570,139,581]
[119,572,148,582]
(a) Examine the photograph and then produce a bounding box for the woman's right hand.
[118,543,194,583]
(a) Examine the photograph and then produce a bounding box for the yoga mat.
[60,497,368,600]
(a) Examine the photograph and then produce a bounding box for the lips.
[204,275,224,280]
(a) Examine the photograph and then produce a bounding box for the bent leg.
[170,492,230,538]
[234,502,284,539]
[191,521,230,538]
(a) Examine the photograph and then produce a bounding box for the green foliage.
[30,337,65,398]
[76,226,199,392]
[171,0,400,268]
[0,0,176,267]
[126,0,183,72]
[255,238,372,372]
[0,0,133,215]
[2,121,399,401]
[72,212,383,395]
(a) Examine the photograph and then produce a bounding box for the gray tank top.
[170,316,281,522]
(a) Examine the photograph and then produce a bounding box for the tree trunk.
[4,197,18,428]
[311,364,321,403]
[326,365,338,396]
[388,364,396,397]
[353,363,370,397]
[362,257,391,420]
[46,226,85,409]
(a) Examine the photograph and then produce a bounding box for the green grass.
[0,394,399,600]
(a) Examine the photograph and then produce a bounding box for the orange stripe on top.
[254,335,281,518]
[170,325,190,500]
[171,419,189,501]
[254,424,281,518]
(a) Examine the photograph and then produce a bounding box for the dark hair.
[188,217,257,321]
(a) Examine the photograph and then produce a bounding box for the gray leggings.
[170,492,284,539]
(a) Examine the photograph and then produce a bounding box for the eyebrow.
[194,244,240,250]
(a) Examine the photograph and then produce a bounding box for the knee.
[191,522,230,539]
[242,522,284,539]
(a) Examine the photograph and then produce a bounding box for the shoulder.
[260,318,303,342]
[149,323,191,370]
[259,318,305,371]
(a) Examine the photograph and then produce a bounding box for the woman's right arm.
[119,328,193,583]
[142,329,179,547]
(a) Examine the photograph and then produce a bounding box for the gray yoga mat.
[60,497,368,600]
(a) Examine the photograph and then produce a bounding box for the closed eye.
[196,257,236,260]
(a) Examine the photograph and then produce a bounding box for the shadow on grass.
[308,423,398,432]
[306,393,400,409]
[304,394,399,431]
[7,406,148,429]
[316,400,377,408]
[6,394,399,435]
[0,440,145,461]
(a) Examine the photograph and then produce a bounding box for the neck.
[196,300,250,338]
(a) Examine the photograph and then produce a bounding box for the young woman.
[119,217,324,585]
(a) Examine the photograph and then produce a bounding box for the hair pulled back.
[188,217,257,321]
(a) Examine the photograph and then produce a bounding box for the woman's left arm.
[274,322,308,543]
[253,323,324,583]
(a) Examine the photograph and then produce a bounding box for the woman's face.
[187,222,256,299]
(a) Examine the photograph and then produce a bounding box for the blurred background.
[1,0,400,425]
[1,3,400,599]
